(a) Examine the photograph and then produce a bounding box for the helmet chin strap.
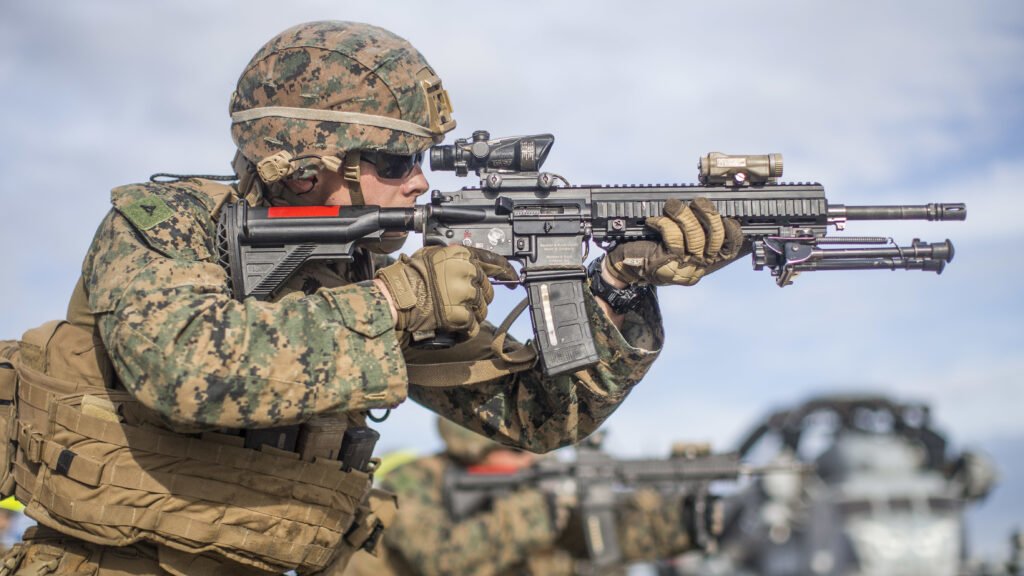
[342,151,364,206]
[342,150,409,253]
[344,151,406,253]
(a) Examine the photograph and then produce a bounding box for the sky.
[1,0,1022,561]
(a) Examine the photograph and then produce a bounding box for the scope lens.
[430,146,455,171]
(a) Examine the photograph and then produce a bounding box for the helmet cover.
[230,21,456,181]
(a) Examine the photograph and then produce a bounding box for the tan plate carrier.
[0,321,390,574]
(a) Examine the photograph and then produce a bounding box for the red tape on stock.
[267,206,340,218]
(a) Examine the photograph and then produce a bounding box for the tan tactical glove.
[375,245,517,342]
[606,197,743,286]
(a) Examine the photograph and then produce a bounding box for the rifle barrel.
[830,203,966,221]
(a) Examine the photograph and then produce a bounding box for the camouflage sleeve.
[380,456,559,576]
[84,183,407,429]
[616,489,694,561]
[406,288,663,453]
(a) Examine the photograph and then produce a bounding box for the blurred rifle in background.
[444,433,810,571]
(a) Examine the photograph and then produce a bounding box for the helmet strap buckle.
[256,151,296,183]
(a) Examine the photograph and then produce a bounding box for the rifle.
[442,434,809,570]
[218,130,966,376]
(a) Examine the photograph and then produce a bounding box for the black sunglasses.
[362,151,424,179]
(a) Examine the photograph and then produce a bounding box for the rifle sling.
[406,297,537,388]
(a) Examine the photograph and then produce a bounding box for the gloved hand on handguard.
[605,197,744,286]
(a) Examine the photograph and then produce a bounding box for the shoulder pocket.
[110,182,215,262]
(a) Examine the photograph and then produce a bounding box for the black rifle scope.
[430,130,554,177]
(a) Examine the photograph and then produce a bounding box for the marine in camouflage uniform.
[344,418,694,576]
[0,20,740,576]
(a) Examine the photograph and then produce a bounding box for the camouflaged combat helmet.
[437,417,502,464]
[229,21,456,202]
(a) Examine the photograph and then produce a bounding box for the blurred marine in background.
[345,418,701,576]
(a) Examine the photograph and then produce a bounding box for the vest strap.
[406,297,538,388]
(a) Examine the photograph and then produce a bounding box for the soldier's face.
[293,162,429,208]
[356,161,430,207]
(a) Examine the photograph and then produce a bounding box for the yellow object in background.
[374,450,420,482]
[0,497,23,513]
